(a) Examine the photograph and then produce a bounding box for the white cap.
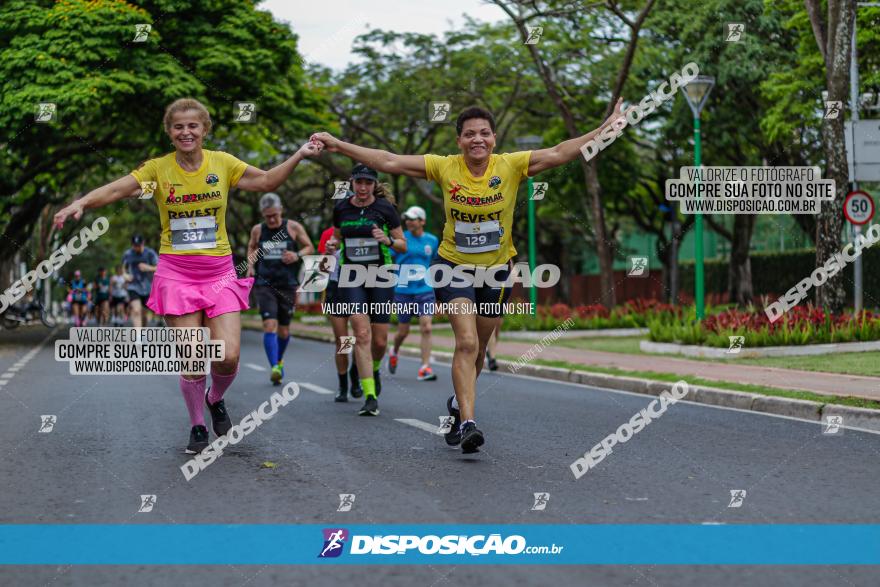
[402,205,426,220]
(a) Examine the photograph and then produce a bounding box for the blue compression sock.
[277,335,290,360]
[263,332,279,367]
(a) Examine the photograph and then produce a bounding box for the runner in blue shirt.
[389,206,439,381]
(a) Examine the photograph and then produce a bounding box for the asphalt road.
[1,324,878,586]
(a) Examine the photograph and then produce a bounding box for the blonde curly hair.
[373,182,397,206]
[163,98,212,135]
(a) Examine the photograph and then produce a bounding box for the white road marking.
[0,327,58,390]
[298,382,335,395]
[395,418,442,435]
[244,363,267,372]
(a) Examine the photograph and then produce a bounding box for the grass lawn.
[555,336,880,378]
[724,352,880,377]
[556,336,644,354]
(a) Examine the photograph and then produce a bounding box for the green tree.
[0,0,328,288]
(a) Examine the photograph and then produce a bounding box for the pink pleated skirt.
[147,254,253,318]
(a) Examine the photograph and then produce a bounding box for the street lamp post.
[515,135,542,315]
[680,75,715,319]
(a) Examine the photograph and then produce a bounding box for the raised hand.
[53,201,84,229]
[610,97,636,128]
[299,139,324,159]
[310,132,340,152]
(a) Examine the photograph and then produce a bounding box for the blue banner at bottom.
[0,525,878,565]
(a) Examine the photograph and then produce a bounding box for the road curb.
[641,338,880,359]
[273,323,880,433]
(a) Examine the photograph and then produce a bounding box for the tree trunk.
[806,0,855,312]
[656,238,673,303]
[728,215,756,305]
[584,161,616,306]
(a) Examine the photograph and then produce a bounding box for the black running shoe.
[334,388,348,402]
[186,425,209,454]
[487,353,498,372]
[445,396,461,446]
[358,396,379,416]
[205,389,232,437]
[349,363,362,398]
[374,370,381,396]
[460,422,484,454]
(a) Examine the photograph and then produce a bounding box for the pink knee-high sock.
[179,375,206,427]
[207,366,238,405]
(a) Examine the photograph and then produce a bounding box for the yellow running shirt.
[130,150,248,256]
[424,151,531,266]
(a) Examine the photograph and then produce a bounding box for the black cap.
[131,234,144,245]
[351,164,378,181]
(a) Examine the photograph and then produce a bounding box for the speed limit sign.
[844,190,874,225]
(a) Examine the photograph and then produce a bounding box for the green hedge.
[679,247,880,304]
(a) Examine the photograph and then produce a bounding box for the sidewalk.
[270,320,880,403]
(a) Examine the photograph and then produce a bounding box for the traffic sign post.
[844,190,874,225]
[844,190,875,313]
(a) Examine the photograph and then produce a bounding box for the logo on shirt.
[488,175,501,188]
[165,190,222,205]
[205,173,219,185]
[450,193,504,207]
[424,245,432,256]
[449,181,464,197]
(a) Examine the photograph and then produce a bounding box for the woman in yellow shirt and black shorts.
[311,101,624,453]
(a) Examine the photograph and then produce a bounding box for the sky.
[260,0,506,70]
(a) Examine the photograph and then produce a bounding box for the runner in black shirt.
[332,164,405,416]
[247,193,314,386]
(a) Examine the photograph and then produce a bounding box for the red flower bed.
[701,305,871,334]
[535,299,678,320]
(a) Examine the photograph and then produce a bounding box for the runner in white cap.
[388,205,439,381]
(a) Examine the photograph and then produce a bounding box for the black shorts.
[111,296,128,308]
[127,290,149,305]
[334,283,395,324]
[255,286,296,326]
[432,257,513,318]
[322,280,345,316]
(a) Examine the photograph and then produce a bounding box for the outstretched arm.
[527,98,628,176]
[236,141,324,192]
[310,132,427,179]
[53,174,142,228]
